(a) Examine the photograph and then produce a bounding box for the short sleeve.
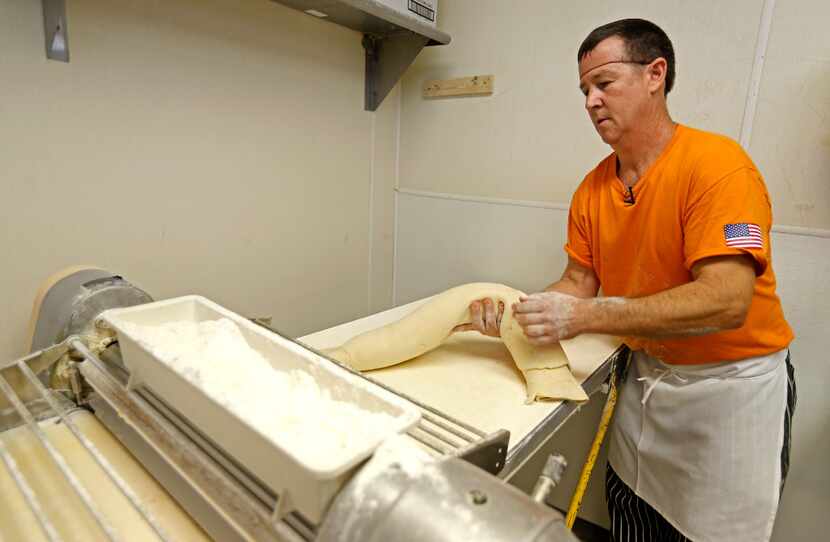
[564,183,594,270]
[683,167,771,274]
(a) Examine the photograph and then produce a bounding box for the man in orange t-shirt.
[462,18,795,542]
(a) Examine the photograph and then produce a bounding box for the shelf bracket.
[42,0,69,62]
[271,1,449,111]
[363,32,430,111]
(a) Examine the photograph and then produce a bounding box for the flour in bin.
[120,318,398,471]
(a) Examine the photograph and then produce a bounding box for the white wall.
[398,0,763,205]
[749,1,830,228]
[395,192,569,302]
[392,0,830,537]
[0,0,396,360]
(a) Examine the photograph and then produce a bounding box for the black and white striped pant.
[606,352,797,541]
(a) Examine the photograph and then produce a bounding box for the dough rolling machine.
[0,268,625,541]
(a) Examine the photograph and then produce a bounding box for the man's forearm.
[580,280,748,339]
[514,256,755,345]
[545,278,596,299]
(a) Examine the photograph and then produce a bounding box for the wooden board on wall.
[423,75,494,98]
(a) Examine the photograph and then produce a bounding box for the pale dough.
[324,283,588,402]
[0,411,210,541]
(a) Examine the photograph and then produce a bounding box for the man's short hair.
[578,18,676,95]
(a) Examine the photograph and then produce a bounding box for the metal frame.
[499,346,628,479]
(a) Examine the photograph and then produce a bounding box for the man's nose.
[585,87,602,110]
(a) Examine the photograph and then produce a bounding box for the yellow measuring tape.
[565,349,631,529]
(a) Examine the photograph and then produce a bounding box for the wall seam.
[397,189,830,239]
[739,0,777,149]
[367,110,376,313]
[392,83,403,306]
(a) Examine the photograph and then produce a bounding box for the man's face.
[578,36,653,145]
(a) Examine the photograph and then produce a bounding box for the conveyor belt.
[0,341,208,542]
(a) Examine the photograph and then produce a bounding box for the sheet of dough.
[0,411,210,542]
[300,298,621,450]
[323,283,584,402]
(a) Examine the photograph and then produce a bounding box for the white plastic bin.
[100,295,421,523]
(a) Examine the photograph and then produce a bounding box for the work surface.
[300,298,620,451]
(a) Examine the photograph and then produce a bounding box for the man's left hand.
[512,292,588,345]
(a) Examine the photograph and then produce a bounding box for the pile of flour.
[119,318,398,471]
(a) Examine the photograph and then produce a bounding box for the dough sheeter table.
[0,269,623,542]
[300,297,623,480]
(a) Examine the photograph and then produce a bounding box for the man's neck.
[613,110,676,186]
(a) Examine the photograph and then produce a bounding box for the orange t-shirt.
[565,124,793,364]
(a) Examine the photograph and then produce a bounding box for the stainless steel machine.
[0,268,622,541]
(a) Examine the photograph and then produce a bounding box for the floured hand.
[512,292,588,345]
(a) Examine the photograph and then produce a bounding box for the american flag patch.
[724,223,763,249]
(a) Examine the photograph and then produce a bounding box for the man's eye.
[598,80,612,89]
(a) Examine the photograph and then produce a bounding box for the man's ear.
[646,57,668,95]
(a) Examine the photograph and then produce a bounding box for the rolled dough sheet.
[299,299,621,451]
[0,410,210,542]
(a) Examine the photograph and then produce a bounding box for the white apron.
[608,348,789,541]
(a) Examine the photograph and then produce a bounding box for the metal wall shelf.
[272,0,451,110]
[42,0,69,62]
[39,0,450,110]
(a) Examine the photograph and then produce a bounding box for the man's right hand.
[453,298,505,337]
